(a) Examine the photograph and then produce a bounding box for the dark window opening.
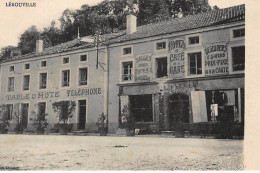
[232,46,245,71]
[38,102,46,120]
[25,63,30,70]
[9,66,14,72]
[156,42,166,50]
[122,61,133,81]
[63,57,69,64]
[80,55,87,62]
[23,75,30,91]
[188,52,202,75]
[189,36,200,45]
[156,57,167,78]
[123,47,132,55]
[40,73,47,89]
[8,77,14,92]
[62,70,70,87]
[41,61,47,67]
[129,95,153,122]
[79,68,88,85]
[6,104,13,120]
[233,28,245,38]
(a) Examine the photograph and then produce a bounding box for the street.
[0,134,243,170]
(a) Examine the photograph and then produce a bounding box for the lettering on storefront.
[135,53,152,82]
[204,43,229,75]
[5,88,102,101]
[164,81,198,94]
[168,38,186,78]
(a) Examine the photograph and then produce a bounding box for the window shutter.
[191,91,208,123]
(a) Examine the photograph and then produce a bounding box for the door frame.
[76,98,88,130]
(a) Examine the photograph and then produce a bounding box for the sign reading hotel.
[134,53,152,82]
[168,38,186,78]
[204,43,228,75]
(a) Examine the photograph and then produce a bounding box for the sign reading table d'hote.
[134,53,153,82]
[168,37,186,79]
[204,43,229,76]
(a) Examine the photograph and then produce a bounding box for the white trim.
[60,68,71,89]
[21,73,31,92]
[61,55,70,65]
[186,34,202,47]
[121,45,133,57]
[79,52,88,63]
[230,26,245,41]
[228,42,245,74]
[38,71,48,90]
[153,54,169,79]
[185,49,205,78]
[154,39,168,53]
[120,59,135,84]
[77,65,89,88]
[40,59,47,68]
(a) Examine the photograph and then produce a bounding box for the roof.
[2,4,245,63]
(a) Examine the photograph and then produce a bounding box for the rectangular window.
[62,70,70,87]
[232,46,245,71]
[9,66,14,72]
[25,63,30,70]
[80,55,87,62]
[79,68,88,86]
[156,42,166,50]
[63,57,69,64]
[40,73,47,89]
[8,77,14,92]
[189,36,200,45]
[6,104,13,120]
[122,61,133,81]
[41,61,47,67]
[233,28,245,38]
[38,102,46,119]
[23,75,30,91]
[123,47,132,55]
[156,57,167,78]
[188,52,202,75]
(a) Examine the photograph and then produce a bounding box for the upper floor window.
[6,104,13,120]
[8,77,14,92]
[39,73,47,89]
[232,46,245,72]
[80,54,87,62]
[79,68,88,86]
[156,42,166,50]
[122,61,133,81]
[23,75,30,91]
[9,66,14,72]
[188,52,202,75]
[189,36,200,45]
[62,70,70,87]
[233,28,245,38]
[121,46,133,57]
[156,57,168,78]
[63,57,69,64]
[24,63,30,70]
[41,60,47,67]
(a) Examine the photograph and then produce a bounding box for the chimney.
[36,40,43,53]
[126,14,137,34]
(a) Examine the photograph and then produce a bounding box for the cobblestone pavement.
[0,134,243,170]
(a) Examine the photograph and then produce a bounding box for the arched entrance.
[168,93,189,130]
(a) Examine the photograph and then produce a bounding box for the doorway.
[21,103,29,128]
[78,100,86,130]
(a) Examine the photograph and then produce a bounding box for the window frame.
[121,45,133,57]
[24,63,30,70]
[186,34,202,47]
[120,59,134,83]
[155,57,168,78]
[22,74,30,91]
[61,69,71,88]
[185,49,205,78]
[39,72,48,90]
[62,56,70,65]
[40,60,47,68]
[230,26,245,41]
[154,39,168,52]
[79,53,88,63]
[78,66,89,87]
[7,76,15,92]
[9,65,15,72]
[228,43,245,74]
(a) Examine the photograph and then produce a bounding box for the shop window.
[188,52,202,75]
[8,77,14,92]
[79,68,88,86]
[233,28,245,38]
[41,60,47,67]
[24,63,30,70]
[6,104,13,120]
[129,95,153,122]
[188,36,200,45]
[156,57,167,78]
[39,73,47,89]
[63,57,69,64]
[156,42,166,50]
[23,75,30,91]
[9,66,14,72]
[80,55,87,62]
[232,46,245,71]
[38,102,46,119]
[62,70,70,87]
[122,61,133,81]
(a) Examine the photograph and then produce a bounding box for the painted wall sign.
[135,53,152,82]
[164,81,198,94]
[204,43,229,75]
[5,88,102,101]
[168,38,186,79]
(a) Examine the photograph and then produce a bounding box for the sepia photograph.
[0,0,257,170]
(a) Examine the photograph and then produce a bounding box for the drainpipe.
[104,46,109,131]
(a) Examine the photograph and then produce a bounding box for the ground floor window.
[129,94,153,122]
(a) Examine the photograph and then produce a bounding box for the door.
[78,100,86,130]
[21,103,29,128]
